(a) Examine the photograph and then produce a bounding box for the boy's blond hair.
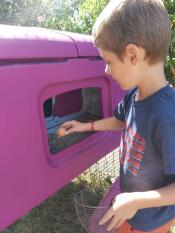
[92,0,171,64]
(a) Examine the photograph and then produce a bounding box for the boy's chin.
[118,83,135,91]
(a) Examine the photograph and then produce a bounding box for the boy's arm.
[60,116,125,135]
[87,116,125,131]
[100,183,175,231]
[135,182,175,209]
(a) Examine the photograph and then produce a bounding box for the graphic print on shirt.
[120,126,145,176]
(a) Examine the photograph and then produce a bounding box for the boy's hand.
[99,192,139,231]
[58,120,89,136]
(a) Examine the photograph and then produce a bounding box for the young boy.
[60,0,175,232]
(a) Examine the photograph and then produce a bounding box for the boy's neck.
[136,62,167,101]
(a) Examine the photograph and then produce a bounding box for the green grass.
[3,181,87,233]
[3,178,175,233]
[2,151,118,233]
[3,172,111,233]
[2,150,175,233]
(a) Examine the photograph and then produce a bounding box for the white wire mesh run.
[74,149,120,233]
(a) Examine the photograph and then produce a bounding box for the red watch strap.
[90,120,95,131]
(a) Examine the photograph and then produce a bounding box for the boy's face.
[99,48,142,90]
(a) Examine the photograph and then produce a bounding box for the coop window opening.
[43,87,103,155]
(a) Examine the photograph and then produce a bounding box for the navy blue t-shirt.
[114,83,175,231]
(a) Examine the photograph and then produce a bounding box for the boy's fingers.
[112,197,116,204]
[114,219,125,229]
[61,121,71,126]
[99,209,113,225]
[66,129,74,134]
[107,217,123,231]
[61,123,72,129]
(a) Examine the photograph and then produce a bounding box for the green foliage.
[44,0,109,34]
[44,0,83,31]
[0,0,47,27]
[69,0,110,34]
[0,1,25,25]
[0,0,108,34]
[164,0,175,86]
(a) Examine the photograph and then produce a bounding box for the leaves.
[71,0,109,34]
[163,0,175,85]
[44,0,109,34]
[0,0,48,26]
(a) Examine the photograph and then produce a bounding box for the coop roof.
[0,24,99,60]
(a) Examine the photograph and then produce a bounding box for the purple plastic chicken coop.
[0,24,124,230]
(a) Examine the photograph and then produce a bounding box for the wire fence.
[74,149,120,233]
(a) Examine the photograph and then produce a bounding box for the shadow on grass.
[2,179,175,233]
[2,151,118,233]
[3,180,88,233]
[2,150,175,233]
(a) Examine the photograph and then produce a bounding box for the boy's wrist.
[90,120,95,131]
[83,122,93,131]
[132,192,145,210]
[84,121,95,132]
[132,191,162,210]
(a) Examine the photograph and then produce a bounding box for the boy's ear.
[124,44,143,65]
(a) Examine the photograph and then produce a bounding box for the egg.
[56,127,67,137]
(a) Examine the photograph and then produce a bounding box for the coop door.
[43,87,102,155]
[39,58,122,169]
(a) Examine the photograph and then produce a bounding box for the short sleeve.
[113,88,136,122]
[113,97,126,122]
[158,121,175,175]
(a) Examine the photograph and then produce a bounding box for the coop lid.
[61,31,99,57]
[0,24,79,60]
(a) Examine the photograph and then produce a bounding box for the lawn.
[2,149,175,233]
[3,181,86,233]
